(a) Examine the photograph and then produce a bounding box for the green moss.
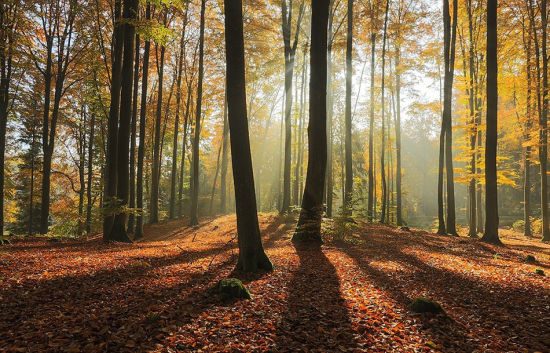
[526,255,536,262]
[535,268,545,276]
[410,298,444,314]
[213,278,252,301]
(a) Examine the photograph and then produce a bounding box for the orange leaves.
[0,214,549,352]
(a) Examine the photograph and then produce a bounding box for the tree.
[128,35,140,234]
[481,0,500,244]
[219,94,229,214]
[380,0,390,224]
[437,0,458,235]
[107,0,138,242]
[541,0,550,242]
[103,0,125,239]
[223,0,273,272]
[344,0,353,210]
[292,0,330,242]
[135,2,152,240]
[0,0,18,236]
[190,0,206,226]
[281,0,305,214]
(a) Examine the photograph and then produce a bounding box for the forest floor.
[0,213,549,353]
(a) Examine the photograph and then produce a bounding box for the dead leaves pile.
[0,215,548,352]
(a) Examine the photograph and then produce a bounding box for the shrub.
[512,220,525,233]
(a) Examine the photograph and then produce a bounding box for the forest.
[0,0,549,352]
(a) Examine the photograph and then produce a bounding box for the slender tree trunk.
[190,0,206,226]
[444,0,458,236]
[368,33,376,222]
[466,0,477,237]
[541,0,550,241]
[326,3,334,217]
[135,2,151,240]
[210,143,222,214]
[128,35,140,233]
[109,0,138,242]
[220,95,229,213]
[86,113,95,234]
[481,0,500,244]
[293,0,329,242]
[524,20,533,237]
[344,0,353,210]
[395,47,403,226]
[224,0,273,272]
[379,0,389,224]
[78,111,86,236]
[103,0,124,239]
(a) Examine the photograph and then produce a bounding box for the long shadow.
[339,232,550,352]
[0,242,238,352]
[273,243,358,351]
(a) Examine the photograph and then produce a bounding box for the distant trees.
[293,0,330,242]
[281,0,305,214]
[223,0,273,272]
[190,0,206,226]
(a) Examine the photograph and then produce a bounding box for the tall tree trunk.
[541,0,550,241]
[103,0,124,239]
[368,32,376,222]
[466,0,477,237]
[170,19,187,219]
[445,0,458,236]
[344,0,353,210]
[326,2,335,218]
[293,0,329,242]
[481,0,500,244]
[190,0,206,226]
[135,2,151,240]
[86,113,95,234]
[128,35,140,233]
[523,16,533,237]
[210,143,222,214]
[220,95,229,213]
[224,0,273,272]
[379,0,389,224]
[109,0,138,242]
[78,111,86,236]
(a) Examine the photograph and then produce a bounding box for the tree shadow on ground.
[339,227,550,352]
[273,242,359,352]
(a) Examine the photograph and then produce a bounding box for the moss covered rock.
[526,255,536,263]
[535,268,545,276]
[213,278,252,301]
[410,298,444,314]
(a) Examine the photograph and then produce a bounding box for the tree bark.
[220,95,229,214]
[368,32,376,222]
[86,113,95,234]
[481,0,500,244]
[395,47,403,226]
[293,0,329,242]
[326,2,335,218]
[224,0,273,272]
[103,0,124,239]
[541,0,550,241]
[108,0,138,242]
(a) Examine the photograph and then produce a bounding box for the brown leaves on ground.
[0,214,549,352]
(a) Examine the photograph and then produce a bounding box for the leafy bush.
[512,220,525,233]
